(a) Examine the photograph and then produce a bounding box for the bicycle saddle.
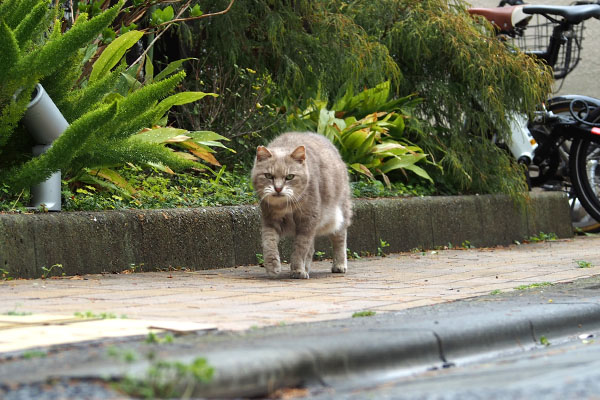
[522,4,600,24]
[468,5,530,31]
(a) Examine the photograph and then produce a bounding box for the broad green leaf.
[156,91,218,114]
[120,22,138,34]
[317,108,335,137]
[371,142,408,154]
[129,127,189,144]
[178,141,220,165]
[402,164,433,182]
[356,131,377,158]
[117,69,142,94]
[190,4,203,17]
[342,129,369,151]
[186,131,229,142]
[380,154,432,181]
[150,6,174,26]
[349,163,375,179]
[147,162,175,174]
[82,43,99,64]
[144,54,154,83]
[88,168,137,194]
[90,30,143,83]
[163,6,174,21]
[154,57,197,82]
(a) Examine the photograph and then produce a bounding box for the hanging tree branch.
[127,0,236,71]
[155,0,236,27]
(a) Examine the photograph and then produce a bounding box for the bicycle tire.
[569,136,600,222]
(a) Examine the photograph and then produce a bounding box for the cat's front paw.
[264,262,281,277]
[290,270,309,279]
[331,263,347,273]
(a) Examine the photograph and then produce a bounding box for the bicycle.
[469,2,600,231]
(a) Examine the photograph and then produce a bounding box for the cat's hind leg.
[330,229,347,273]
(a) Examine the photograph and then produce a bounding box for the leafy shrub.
[289,82,435,185]
[0,1,225,199]
[62,164,255,211]
[342,0,552,196]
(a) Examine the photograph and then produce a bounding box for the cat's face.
[252,145,309,207]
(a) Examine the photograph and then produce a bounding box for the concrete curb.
[181,299,600,398]
[0,191,573,278]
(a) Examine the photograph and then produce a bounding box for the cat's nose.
[274,186,283,193]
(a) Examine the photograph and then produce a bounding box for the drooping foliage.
[183,0,401,101]
[157,0,552,196]
[340,0,553,194]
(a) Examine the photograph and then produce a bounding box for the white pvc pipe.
[23,84,69,211]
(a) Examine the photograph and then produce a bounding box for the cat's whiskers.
[288,191,303,212]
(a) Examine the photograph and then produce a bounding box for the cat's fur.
[251,132,352,279]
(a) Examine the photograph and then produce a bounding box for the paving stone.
[1,236,599,352]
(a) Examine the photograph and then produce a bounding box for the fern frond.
[60,64,126,122]
[102,71,186,140]
[2,0,41,29]
[13,0,48,48]
[2,101,118,190]
[0,21,19,92]
[14,0,123,82]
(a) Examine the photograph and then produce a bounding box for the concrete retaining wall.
[0,192,572,279]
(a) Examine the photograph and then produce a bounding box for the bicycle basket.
[510,14,584,79]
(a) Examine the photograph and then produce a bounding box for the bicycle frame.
[469,2,600,229]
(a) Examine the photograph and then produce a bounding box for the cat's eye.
[285,174,295,180]
[264,173,273,179]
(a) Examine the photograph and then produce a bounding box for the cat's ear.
[290,146,306,163]
[256,146,272,161]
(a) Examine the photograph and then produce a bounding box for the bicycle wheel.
[570,137,600,223]
[530,97,600,231]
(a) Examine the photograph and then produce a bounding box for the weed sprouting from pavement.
[145,332,174,344]
[540,336,551,346]
[576,260,593,268]
[347,248,361,260]
[352,311,376,318]
[0,268,13,280]
[41,263,64,279]
[255,253,264,265]
[74,311,125,319]
[4,304,32,316]
[527,232,558,243]
[377,239,390,257]
[461,240,475,249]
[116,357,214,399]
[514,282,554,290]
[314,251,326,261]
[22,350,47,359]
[107,346,138,363]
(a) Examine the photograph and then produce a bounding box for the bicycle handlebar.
[522,4,600,24]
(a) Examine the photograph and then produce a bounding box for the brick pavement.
[1,236,600,352]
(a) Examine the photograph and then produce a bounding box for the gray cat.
[251,131,352,279]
